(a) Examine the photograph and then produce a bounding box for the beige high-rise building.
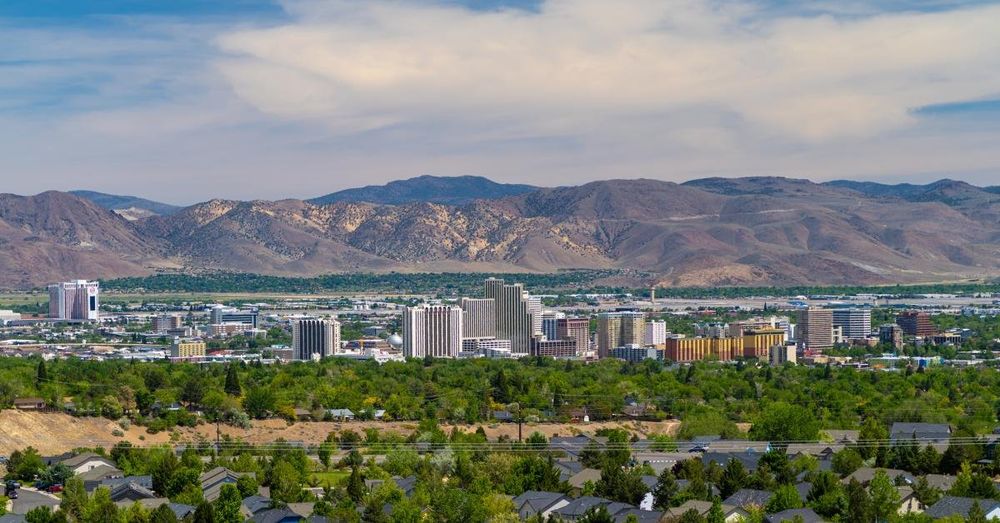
[597,311,645,358]
[460,298,496,339]
[170,338,206,358]
[557,317,590,354]
[797,308,834,352]
[485,278,540,355]
[48,280,100,321]
[403,305,463,358]
[153,315,183,333]
[293,318,341,360]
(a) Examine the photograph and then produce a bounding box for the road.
[2,486,61,515]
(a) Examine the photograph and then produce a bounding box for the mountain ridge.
[2,176,999,289]
[308,175,538,206]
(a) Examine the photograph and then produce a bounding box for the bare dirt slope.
[0,411,681,455]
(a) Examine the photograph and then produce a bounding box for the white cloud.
[217,0,1000,141]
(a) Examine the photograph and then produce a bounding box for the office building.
[597,311,645,358]
[540,311,565,341]
[665,336,743,362]
[0,310,21,325]
[460,298,496,339]
[879,324,904,349]
[644,320,667,346]
[557,317,590,353]
[293,318,341,361]
[403,305,463,358]
[209,306,259,328]
[832,308,872,340]
[742,329,786,359]
[609,344,663,363]
[896,312,936,337]
[48,280,100,321]
[153,315,183,333]
[531,337,577,358]
[485,278,540,355]
[170,339,206,359]
[796,308,834,351]
[769,344,797,365]
[461,338,514,359]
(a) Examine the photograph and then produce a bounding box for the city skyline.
[2,0,999,202]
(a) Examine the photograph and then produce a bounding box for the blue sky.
[1,0,999,203]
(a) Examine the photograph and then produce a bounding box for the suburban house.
[924,496,1000,520]
[12,397,45,410]
[723,488,773,509]
[841,467,915,486]
[59,453,118,475]
[512,491,571,521]
[200,466,250,502]
[664,500,748,522]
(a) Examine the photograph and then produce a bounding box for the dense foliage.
[97,272,1000,297]
[4,357,1000,438]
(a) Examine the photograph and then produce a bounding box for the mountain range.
[3,175,1000,289]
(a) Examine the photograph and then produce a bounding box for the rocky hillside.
[3,177,1000,288]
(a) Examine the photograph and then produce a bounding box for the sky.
[1,0,999,204]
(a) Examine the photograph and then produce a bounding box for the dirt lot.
[0,410,682,455]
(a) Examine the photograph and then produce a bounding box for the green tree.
[846,478,872,523]
[765,484,803,513]
[706,500,725,523]
[749,402,820,442]
[85,487,120,523]
[968,500,988,523]
[718,458,748,499]
[912,476,941,507]
[223,365,241,396]
[868,470,901,522]
[8,446,45,481]
[149,504,178,523]
[235,474,260,498]
[192,501,215,523]
[270,460,303,503]
[653,469,678,509]
[242,387,276,419]
[60,477,89,522]
[36,359,48,387]
[213,484,242,523]
[578,505,614,523]
[832,448,864,476]
[859,417,888,462]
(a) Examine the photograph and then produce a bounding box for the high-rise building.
[557,317,590,353]
[540,311,565,341]
[596,311,645,358]
[153,315,183,333]
[403,305,463,358]
[209,306,259,328]
[742,329,786,359]
[485,278,540,355]
[293,318,341,361]
[460,298,496,339]
[48,280,100,321]
[832,308,872,340]
[769,344,797,365]
[170,338,206,359]
[879,324,904,349]
[531,337,578,358]
[610,344,663,363]
[896,312,936,337]
[644,320,667,346]
[665,336,743,362]
[797,308,834,351]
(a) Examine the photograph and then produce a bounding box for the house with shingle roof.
[924,496,1000,520]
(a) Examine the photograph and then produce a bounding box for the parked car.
[47,484,63,493]
[7,489,18,500]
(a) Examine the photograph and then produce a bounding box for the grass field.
[310,471,350,488]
